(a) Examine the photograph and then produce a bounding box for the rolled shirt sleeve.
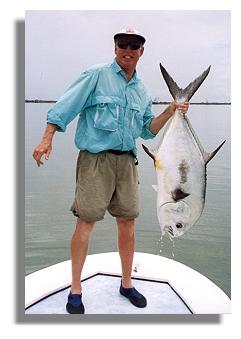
[47,69,99,132]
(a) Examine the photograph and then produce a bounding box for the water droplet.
[157,235,164,256]
[171,237,175,260]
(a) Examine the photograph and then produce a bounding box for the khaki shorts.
[70,151,139,222]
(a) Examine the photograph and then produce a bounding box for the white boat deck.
[25,274,192,314]
[25,252,231,314]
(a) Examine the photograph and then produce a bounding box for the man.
[33,27,189,314]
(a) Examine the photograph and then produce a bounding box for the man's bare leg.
[116,217,135,288]
[116,217,147,308]
[70,218,95,293]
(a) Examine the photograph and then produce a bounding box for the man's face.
[114,36,144,72]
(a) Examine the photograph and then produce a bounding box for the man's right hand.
[32,123,57,167]
[32,140,52,167]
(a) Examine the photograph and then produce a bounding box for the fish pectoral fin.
[205,140,226,165]
[142,144,156,164]
[171,188,190,202]
[152,185,158,192]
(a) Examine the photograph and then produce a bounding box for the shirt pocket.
[93,96,119,132]
[130,104,143,138]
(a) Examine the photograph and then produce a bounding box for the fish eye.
[176,223,183,229]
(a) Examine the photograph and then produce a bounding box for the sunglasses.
[116,41,142,50]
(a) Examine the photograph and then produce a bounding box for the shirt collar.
[112,59,122,73]
[111,59,138,83]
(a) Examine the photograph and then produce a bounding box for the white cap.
[114,27,146,44]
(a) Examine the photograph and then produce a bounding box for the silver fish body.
[143,64,225,237]
[153,111,206,237]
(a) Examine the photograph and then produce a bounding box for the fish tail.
[160,63,211,102]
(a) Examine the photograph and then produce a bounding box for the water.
[25,103,231,297]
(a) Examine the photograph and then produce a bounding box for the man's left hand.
[177,101,189,114]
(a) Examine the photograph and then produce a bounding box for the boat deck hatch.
[25,274,192,314]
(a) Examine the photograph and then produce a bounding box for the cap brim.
[114,33,145,44]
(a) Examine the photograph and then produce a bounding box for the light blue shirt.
[47,59,156,155]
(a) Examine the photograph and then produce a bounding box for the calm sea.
[25,103,231,297]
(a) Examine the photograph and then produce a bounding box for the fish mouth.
[163,225,175,237]
[167,226,174,237]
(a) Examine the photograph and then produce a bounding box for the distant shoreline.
[25,99,231,105]
[152,102,231,105]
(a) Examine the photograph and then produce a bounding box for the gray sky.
[25,10,230,102]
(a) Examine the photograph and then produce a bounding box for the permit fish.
[142,63,225,238]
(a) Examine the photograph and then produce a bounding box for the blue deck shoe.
[120,282,147,308]
[66,292,85,314]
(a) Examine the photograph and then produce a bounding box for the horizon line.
[25,99,231,105]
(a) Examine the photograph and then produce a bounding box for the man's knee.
[117,217,135,237]
[117,216,135,223]
[74,218,95,241]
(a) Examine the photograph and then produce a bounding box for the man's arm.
[32,123,57,167]
[149,101,189,135]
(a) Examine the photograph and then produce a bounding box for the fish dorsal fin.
[171,188,190,202]
[205,140,226,165]
[160,63,211,101]
[142,144,156,164]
